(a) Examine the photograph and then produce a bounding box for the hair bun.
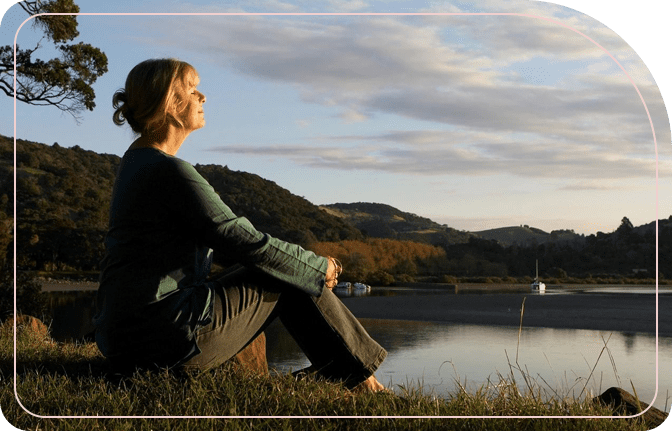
[112,89,129,126]
[112,89,127,108]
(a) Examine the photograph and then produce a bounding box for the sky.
[1,0,670,236]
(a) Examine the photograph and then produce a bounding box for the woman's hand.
[325,256,342,290]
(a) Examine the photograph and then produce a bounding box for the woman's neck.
[131,126,189,156]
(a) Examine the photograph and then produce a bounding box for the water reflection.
[42,285,671,412]
[332,284,672,299]
[265,318,670,412]
[46,291,97,342]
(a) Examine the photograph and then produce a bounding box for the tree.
[0,0,108,122]
[619,216,634,230]
[616,216,634,236]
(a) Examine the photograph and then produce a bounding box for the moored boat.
[353,282,371,291]
[531,260,546,293]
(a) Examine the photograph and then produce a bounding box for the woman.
[93,58,387,392]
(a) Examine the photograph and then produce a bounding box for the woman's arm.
[165,157,330,296]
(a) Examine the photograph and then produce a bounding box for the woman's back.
[94,148,214,366]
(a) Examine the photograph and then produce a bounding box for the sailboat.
[530,260,546,293]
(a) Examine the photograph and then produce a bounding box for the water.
[265,317,672,412]
[45,291,97,341]
[42,284,672,412]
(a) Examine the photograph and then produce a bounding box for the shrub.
[441,275,458,284]
[0,266,48,323]
[366,270,394,286]
[395,274,415,284]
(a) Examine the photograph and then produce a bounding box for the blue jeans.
[182,266,387,388]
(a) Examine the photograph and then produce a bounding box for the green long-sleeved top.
[93,147,328,366]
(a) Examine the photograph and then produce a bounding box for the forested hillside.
[322,202,473,245]
[1,137,119,271]
[196,165,361,246]
[323,202,582,247]
[473,225,581,247]
[0,136,361,272]
[1,135,669,283]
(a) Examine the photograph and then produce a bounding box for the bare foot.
[355,375,390,393]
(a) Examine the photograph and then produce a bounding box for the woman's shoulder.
[152,151,210,187]
[125,148,199,175]
[119,148,210,193]
[161,153,204,180]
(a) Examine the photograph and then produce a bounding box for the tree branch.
[0,0,106,122]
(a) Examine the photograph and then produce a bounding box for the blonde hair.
[112,59,197,134]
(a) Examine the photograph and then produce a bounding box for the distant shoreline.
[38,280,672,337]
[39,280,99,292]
[38,279,667,293]
[342,292,672,337]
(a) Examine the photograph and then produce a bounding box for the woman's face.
[174,69,206,132]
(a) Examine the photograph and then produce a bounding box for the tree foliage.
[309,238,447,283]
[0,0,108,121]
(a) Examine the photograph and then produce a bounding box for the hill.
[473,225,581,247]
[321,203,582,248]
[321,202,473,246]
[321,202,671,279]
[0,135,361,271]
[194,164,362,246]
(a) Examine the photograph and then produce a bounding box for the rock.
[593,387,668,428]
[232,332,268,375]
[1,315,50,340]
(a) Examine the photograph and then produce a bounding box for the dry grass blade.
[603,334,621,387]
[516,296,526,364]
[630,380,643,414]
[578,332,613,399]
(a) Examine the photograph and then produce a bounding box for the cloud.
[338,109,368,123]
[207,130,668,180]
[559,181,623,191]
[143,8,668,179]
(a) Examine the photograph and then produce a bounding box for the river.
[39,282,672,413]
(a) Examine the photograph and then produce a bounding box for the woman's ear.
[165,95,185,129]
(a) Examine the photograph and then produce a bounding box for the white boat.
[336,281,352,289]
[531,260,546,293]
[353,282,371,291]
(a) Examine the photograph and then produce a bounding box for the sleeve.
[164,158,328,297]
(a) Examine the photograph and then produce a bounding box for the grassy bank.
[1,319,659,431]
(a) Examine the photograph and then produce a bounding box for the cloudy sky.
[1,0,670,235]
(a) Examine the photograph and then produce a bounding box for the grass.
[0,318,658,431]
